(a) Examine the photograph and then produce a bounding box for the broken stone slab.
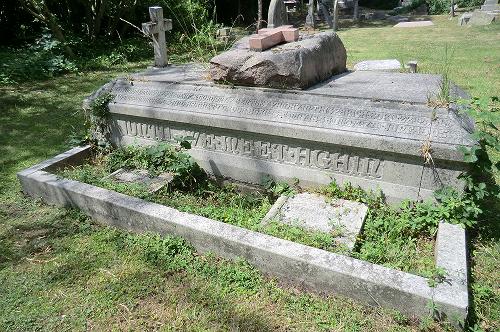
[274,193,367,250]
[107,168,173,193]
[210,31,347,89]
[394,21,434,28]
[354,59,402,72]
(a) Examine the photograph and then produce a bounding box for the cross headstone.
[142,6,172,67]
[249,25,299,51]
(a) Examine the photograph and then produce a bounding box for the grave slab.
[394,21,434,27]
[276,193,367,250]
[354,59,402,72]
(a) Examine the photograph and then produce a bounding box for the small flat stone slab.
[354,59,402,72]
[276,193,368,250]
[109,169,173,192]
[394,21,434,28]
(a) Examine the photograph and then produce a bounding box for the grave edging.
[17,146,468,328]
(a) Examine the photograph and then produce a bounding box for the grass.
[336,15,500,98]
[0,15,499,331]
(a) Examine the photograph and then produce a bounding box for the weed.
[426,266,448,287]
[104,143,207,190]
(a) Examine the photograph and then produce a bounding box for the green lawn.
[337,15,500,98]
[0,15,499,331]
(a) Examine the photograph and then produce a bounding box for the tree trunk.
[92,0,107,39]
[257,0,263,30]
[22,0,75,58]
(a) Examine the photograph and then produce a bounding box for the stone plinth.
[93,65,475,203]
[210,32,347,89]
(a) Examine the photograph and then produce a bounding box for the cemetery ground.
[1,15,499,331]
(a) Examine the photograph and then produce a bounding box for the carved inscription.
[114,118,384,179]
[111,84,432,140]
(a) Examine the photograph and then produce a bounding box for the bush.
[426,0,450,14]
[0,32,77,84]
[105,143,207,190]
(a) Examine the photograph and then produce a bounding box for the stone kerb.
[18,146,469,327]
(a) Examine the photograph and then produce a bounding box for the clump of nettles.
[83,92,114,150]
[105,142,207,190]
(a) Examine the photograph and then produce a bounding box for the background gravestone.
[268,0,288,28]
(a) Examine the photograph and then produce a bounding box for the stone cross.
[142,6,172,67]
[249,25,299,51]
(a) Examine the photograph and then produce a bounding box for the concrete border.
[17,146,469,328]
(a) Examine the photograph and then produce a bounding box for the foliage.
[427,266,448,287]
[425,0,451,14]
[262,175,298,199]
[80,92,114,150]
[105,143,207,190]
[0,32,77,84]
[459,97,500,200]
[319,181,481,274]
[456,0,483,8]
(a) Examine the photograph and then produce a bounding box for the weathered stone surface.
[394,20,434,27]
[458,13,473,26]
[209,32,347,89]
[108,168,173,192]
[17,146,469,326]
[268,0,288,28]
[276,193,367,249]
[354,59,401,72]
[434,222,469,328]
[469,10,498,25]
[102,66,474,202]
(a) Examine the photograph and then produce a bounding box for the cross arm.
[142,19,173,35]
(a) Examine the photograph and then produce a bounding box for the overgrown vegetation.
[1,13,499,332]
[59,143,353,256]
[60,140,490,278]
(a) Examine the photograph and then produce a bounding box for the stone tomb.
[96,65,475,202]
